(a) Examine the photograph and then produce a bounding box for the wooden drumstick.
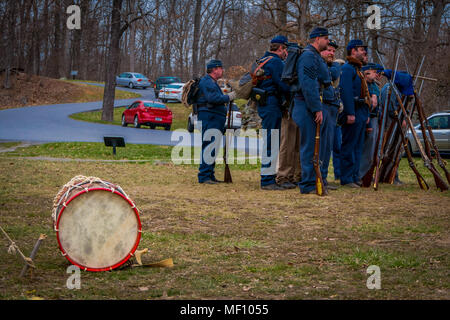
[20,234,47,277]
[134,248,149,266]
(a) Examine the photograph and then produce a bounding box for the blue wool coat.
[258,51,291,98]
[339,61,369,122]
[196,74,230,116]
[296,44,328,113]
[322,61,341,107]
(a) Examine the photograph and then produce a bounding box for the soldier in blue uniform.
[332,59,346,182]
[196,59,236,184]
[358,63,383,181]
[291,27,330,194]
[256,35,291,190]
[319,39,342,190]
[338,39,370,188]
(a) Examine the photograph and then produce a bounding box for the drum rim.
[55,187,142,272]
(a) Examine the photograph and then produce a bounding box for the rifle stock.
[313,122,326,196]
[393,90,448,191]
[362,93,386,187]
[384,97,412,184]
[392,109,429,190]
[373,86,393,190]
[224,102,233,183]
[415,92,450,184]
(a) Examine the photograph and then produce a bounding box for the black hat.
[328,39,338,49]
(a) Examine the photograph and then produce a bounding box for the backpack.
[281,42,303,91]
[181,78,201,108]
[234,56,274,100]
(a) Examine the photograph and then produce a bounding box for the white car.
[187,103,242,132]
[158,82,184,103]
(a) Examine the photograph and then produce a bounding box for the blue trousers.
[358,117,379,180]
[197,111,226,183]
[257,98,282,187]
[340,108,367,185]
[292,98,326,194]
[333,125,342,180]
[320,104,338,184]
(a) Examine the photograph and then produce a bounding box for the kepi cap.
[206,59,223,70]
[309,27,329,39]
[328,39,338,48]
[346,39,368,52]
[271,35,288,45]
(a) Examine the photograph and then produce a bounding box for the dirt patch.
[0,73,137,110]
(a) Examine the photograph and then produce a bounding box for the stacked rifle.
[362,52,449,192]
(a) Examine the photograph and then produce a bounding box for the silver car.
[115,72,151,89]
[407,111,450,155]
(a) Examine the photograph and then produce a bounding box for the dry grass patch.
[0,73,140,110]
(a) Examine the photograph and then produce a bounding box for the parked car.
[154,76,182,98]
[187,103,242,133]
[406,111,450,155]
[122,100,172,130]
[158,82,184,103]
[116,72,151,89]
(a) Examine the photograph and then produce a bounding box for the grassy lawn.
[0,142,449,300]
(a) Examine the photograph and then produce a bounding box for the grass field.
[0,142,449,300]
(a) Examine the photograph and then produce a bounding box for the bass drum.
[52,176,141,271]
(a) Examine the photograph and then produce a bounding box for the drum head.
[56,188,141,271]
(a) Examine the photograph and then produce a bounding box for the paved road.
[0,85,185,146]
[0,82,260,153]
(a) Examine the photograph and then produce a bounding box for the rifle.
[382,55,426,183]
[391,96,429,190]
[313,121,326,196]
[382,54,425,184]
[392,87,448,191]
[372,50,400,190]
[415,92,450,184]
[362,81,389,188]
[223,101,233,183]
[383,97,412,184]
[375,52,419,184]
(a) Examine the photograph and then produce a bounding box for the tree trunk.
[276,0,288,36]
[101,0,123,122]
[4,0,17,89]
[192,0,202,78]
[52,0,62,78]
[215,0,226,59]
[129,25,136,72]
[425,0,445,55]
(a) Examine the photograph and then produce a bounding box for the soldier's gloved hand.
[338,102,344,114]
[227,91,236,101]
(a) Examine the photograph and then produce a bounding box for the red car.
[121,100,172,130]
